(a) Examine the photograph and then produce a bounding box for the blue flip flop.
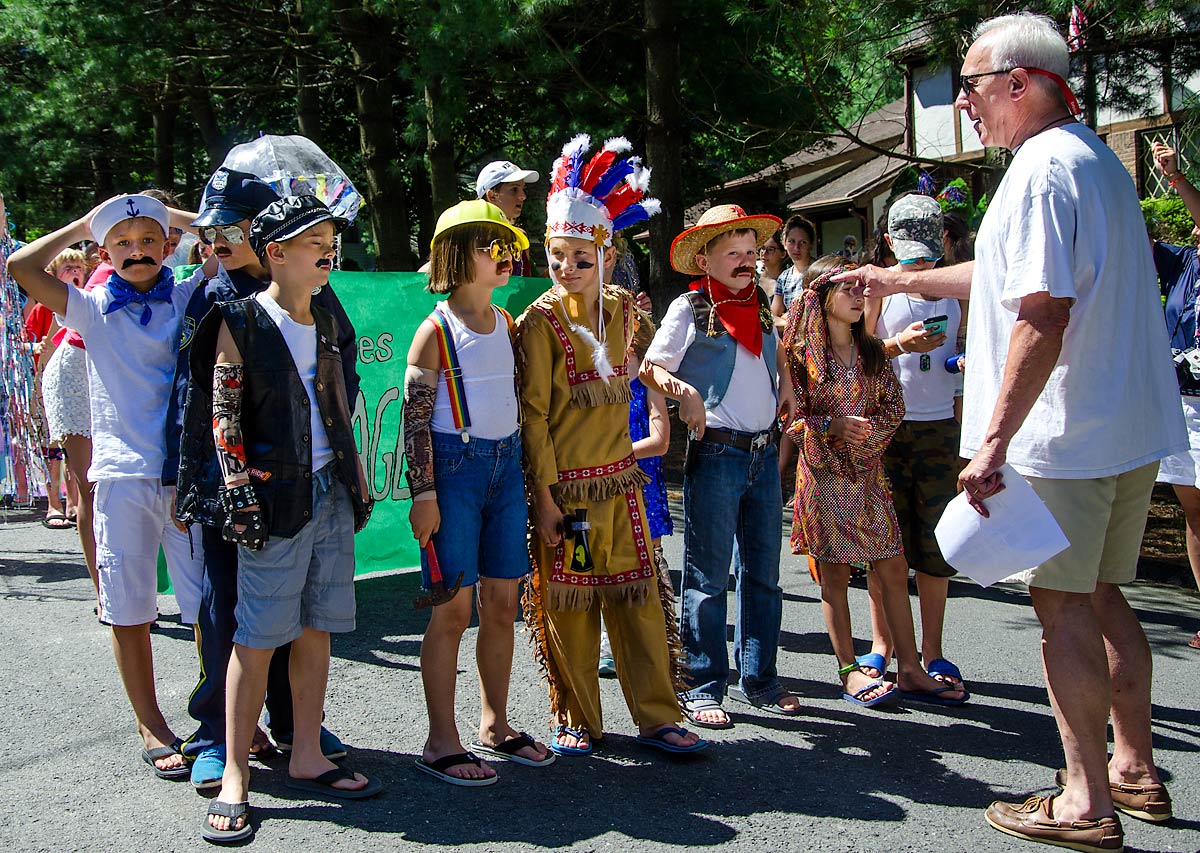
[635,726,709,754]
[925,658,971,699]
[549,725,593,756]
[841,678,898,708]
[855,652,889,677]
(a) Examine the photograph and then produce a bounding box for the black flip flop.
[200,800,252,844]
[468,732,556,767]
[41,512,74,530]
[285,766,383,799]
[415,752,499,786]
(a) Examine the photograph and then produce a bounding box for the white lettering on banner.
[350,388,409,503]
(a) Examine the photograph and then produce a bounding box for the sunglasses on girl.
[477,240,519,261]
[199,225,246,245]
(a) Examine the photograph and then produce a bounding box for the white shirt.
[645,294,777,432]
[876,294,962,421]
[65,267,204,481]
[255,292,334,471]
[961,123,1186,478]
[430,303,519,440]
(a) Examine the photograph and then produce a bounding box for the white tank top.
[254,292,335,470]
[876,294,962,421]
[431,303,519,440]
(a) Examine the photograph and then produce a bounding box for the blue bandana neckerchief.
[103,267,175,326]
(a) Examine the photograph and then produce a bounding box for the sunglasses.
[477,240,519,261]
[899,256,940,265]
[199,225,246,245]
[959,68,1013,94]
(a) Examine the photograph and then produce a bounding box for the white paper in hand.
[934,463,1070,587]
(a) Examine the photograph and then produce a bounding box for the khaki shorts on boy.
[1014,462,1159,594]
[233,465,357,649]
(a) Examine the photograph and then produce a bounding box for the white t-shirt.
[876,294,962,421]
[255,292,334,471]
[961,123,1186,478]
[65,267,204,481]
[430,303,518,440]
[645,294,777,432]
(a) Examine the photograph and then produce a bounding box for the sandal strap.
[426,752,481,773]
[853,678,888,699]
[493,733,536,756]
[207,800,249,819]
[554,724,588,740]
[311,766,357,786]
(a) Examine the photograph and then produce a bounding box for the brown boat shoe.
[985,795,1124,853]
[1054,767,1172,823]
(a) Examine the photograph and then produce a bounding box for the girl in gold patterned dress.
[784,257,966,708]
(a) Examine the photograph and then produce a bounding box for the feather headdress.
[545,134,660,247]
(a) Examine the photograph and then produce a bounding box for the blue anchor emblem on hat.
[126,198,140,217]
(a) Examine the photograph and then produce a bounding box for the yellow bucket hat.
[431,199,530,250]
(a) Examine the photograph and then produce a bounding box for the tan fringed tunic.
[516,284,685,733]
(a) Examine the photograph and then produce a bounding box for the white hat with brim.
[475,161,540,198]
[670,204,782,276]
[91,194,170,248]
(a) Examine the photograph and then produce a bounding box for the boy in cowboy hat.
[640,204,800,729]
[517,134,705,757]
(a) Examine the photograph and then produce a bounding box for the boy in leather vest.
[187,195,379,843]
[640,205,800,730]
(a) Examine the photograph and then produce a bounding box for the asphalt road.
[1,503,1198,853]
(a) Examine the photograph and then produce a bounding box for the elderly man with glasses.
[840,13,1184,853]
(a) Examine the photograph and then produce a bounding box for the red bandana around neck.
[689,276,763,357]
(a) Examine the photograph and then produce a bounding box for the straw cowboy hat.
[669,204,782,276]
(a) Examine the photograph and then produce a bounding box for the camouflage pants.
[881,418,962,578]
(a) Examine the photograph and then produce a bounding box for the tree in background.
[1,0,1195,284]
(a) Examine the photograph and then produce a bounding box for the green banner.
[337,272,549,577]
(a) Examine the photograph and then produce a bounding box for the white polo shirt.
[65,268,204,481]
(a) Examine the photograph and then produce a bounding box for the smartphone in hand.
[922,314,949,336]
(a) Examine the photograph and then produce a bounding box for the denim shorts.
[421,429,529,589]
[234,464,356,649]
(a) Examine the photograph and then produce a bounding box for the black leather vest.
[177,297,368,537]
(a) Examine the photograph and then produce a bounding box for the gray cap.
[888,194,944,262]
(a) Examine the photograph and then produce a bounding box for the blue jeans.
[681,434,783,702]
[420,430,528,588]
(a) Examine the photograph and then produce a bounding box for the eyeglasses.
[477,240,519,261]
[899,256,940,265]
[959,68,1013,94]
[199,225,246,245]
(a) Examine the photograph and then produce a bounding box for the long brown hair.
[804,255,887,377]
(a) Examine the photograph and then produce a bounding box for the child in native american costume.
[517,135,706,756]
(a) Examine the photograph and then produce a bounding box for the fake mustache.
[734,265,755,276]
[121,256,158,270]
[315,259,333,270]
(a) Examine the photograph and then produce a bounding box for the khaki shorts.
[1014,462,1158,594]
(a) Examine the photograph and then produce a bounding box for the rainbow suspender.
[429,307,472,441]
